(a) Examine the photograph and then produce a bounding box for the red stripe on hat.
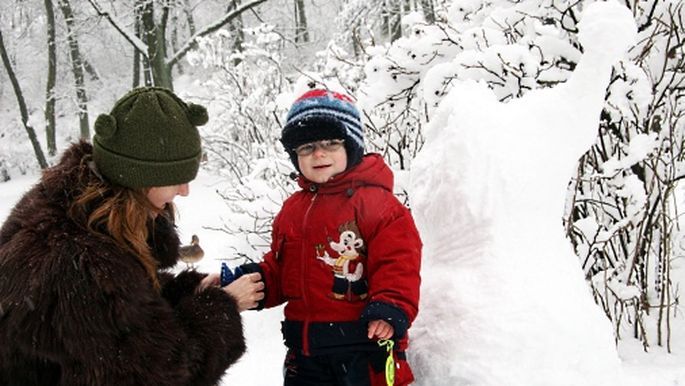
[294,89,355,103]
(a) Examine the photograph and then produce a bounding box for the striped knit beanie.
[280,89,364,172]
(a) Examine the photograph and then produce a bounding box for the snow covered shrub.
[186,24,298,251]
[567,2,685,351]
[207,157,295,262]
[0,124,38,179]
[321,0,584,170]
[187,24,289,180]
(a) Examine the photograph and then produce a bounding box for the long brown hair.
[68,162,166,290]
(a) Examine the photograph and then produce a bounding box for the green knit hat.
[92,87,207,189]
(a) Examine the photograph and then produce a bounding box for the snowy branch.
[167,0,268,67]
[86,0,148,57]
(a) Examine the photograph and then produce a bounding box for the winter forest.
[2,0,685,384]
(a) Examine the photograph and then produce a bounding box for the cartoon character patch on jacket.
[316,221,368,301]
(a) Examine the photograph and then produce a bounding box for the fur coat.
[0,142,245,385]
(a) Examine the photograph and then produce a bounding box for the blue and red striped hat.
[280,89,364,172]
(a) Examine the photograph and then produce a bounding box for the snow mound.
[409,2,638,385]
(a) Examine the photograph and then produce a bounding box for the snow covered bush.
[186,24,298,252]
[567,2,685,351]
[187,24,289,180]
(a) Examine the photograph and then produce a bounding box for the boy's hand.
[367,319,394,340]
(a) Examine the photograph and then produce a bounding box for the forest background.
[1,0,685,376]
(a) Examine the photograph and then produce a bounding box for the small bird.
[179,234,204,269]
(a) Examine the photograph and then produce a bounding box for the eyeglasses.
[293,139,345,156]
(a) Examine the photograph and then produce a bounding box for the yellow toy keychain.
[377,339,395,386]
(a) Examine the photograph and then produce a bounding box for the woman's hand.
[196,272,220,293]
[367,320,394,340]
[223,272,265,312]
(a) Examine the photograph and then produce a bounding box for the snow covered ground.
[2,169,685,385]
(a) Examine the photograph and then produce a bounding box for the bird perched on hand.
[179,234,204,269]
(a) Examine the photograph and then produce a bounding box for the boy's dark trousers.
[283,349,374,386]
[281,320,397,386]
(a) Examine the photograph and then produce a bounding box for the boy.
[242,89,422,385]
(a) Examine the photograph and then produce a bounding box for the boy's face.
[296,139,348,184]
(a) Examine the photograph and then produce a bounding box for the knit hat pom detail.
[94,114,117,139]
[187,103,209,126]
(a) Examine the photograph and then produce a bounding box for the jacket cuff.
[239,263,266,310]
[360,301,410,340]
[160,269,205,307]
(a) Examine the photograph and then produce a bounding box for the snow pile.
[409,2,637,385]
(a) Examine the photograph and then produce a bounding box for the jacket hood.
[297,153,394,195]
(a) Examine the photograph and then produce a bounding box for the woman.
[0,87,263,385]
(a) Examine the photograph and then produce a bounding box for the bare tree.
[58,0,90,139]
[169,9,183,74]
[44,0,57,156]
[381,0,406,42]
[294,0,309,43]
[182,0,197,36]
[132,9,141,88]
[227,0,246,65]
[0,26,48,169]
[420,0,435,23]
[88,0,268,90]
[82,56,100,81]
[140,0,171,88]
[563,2,685,352]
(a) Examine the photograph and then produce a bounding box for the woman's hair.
[68,160,170,291]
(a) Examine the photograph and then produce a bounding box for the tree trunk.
[170,12,183,74]
[183,0,197,36]
[58,0,90,139]
[227,0,245,65]
[0,160,10,182]
[141,0,172,89]
[167,0,268,68]
[82,56,100,81]
[132,2,151,87]
[44,0,57,156]
[93,0,267,89]
[382,0,404,42]
[420,0,435,24]
[381,0,390,40]
[294,0,309,43]
[0,27,49,169]
[133,12,142,88]
[390,0,404,42]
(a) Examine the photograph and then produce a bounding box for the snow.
[3,2,685,386]
[4,169,685,386]
[601,133,659,176]
[408,3,637,385]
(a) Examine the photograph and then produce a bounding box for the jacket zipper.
[301,191,317,355]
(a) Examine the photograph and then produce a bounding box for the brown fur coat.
[0,142,245,385]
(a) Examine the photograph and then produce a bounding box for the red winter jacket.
[252,154,421,365]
